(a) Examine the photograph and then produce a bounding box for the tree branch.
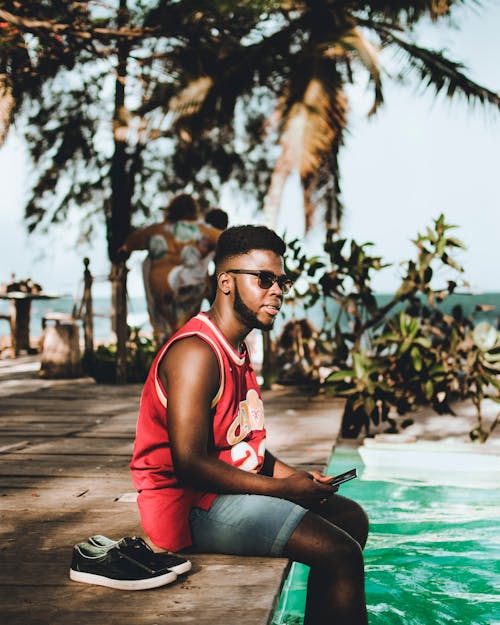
[0,8,160,41]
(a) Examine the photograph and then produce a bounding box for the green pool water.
[273,447,500,625]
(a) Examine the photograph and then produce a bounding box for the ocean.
[1,291,498,343]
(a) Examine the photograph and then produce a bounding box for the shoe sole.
[169,560,192,575]
[69,568,177,590]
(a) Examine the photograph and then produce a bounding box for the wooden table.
[0,292,60,356]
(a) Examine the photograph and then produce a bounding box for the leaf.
[399,312,408,336]
[484,352,500,364]
[169,76,214,119]
[442,253,463,272]
[395,280,416,299]
[307,261,325,276]
[425,380,434,400]
[411,346,423,372]
[374,27,500,110]
[364,396,375,417]
[446,237,465,249]
[338,387,361,397]
[326,369,354,382]
[473,322,499,352]
[353,353,366,380]
[425,226,436,243]
[414,337,432,349]
[336,27,383,116]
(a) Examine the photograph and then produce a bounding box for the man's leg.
[284,511,368,625]
[188,493,368,625]
[310,493,369,549]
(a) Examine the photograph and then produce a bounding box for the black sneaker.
[69,542,178,590]
[88,535,192,575]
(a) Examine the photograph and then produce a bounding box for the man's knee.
[314,495,369,548]
[285,512,364,572]
[345,499,369,546]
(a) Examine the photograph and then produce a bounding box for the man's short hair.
[215,225,286,267]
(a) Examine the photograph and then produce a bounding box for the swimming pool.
[273,447,500,625]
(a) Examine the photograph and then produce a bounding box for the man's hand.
[309,470,339,485]
[280,470,337,507]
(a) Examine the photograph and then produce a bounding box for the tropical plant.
[327,349,393,438]
[82,325,156,383]
[280,215,499,441]
[463,322,500,442]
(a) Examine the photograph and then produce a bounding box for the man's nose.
[268,280,283,296]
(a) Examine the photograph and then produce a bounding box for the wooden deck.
[0,356,343,625]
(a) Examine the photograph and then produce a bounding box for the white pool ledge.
[359,434,500,473]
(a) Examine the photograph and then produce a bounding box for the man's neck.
[205,306,249,352]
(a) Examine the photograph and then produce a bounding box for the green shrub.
[82,326,156,383]
[281,215,499,441]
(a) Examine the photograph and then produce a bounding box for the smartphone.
[330,468,357,487]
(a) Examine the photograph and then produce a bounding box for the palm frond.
[168,76,214,118]
[264,64,348,230]
[308,140,345,230]
[377,26,500,109]
[353,0,460,24]
[336,27,383,115]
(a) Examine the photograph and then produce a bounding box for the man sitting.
[130,225,369,625]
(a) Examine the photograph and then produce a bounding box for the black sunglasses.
[226,269,294,294]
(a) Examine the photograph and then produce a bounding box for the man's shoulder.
[171,314,209,338]
[161,333,220,390]
[165,319,219,363]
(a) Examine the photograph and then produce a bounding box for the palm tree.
[150,0,500,231]
[1,1,499,383]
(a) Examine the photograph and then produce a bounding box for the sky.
[0,2,499,299]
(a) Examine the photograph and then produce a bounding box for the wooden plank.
[0,427,98,437]
[0,455,129,477]
[0,475,133,490]
[0,509,144,548]
[11,438,133,456]
[0,439,34,453]
[4,607,279,625]
[2,568,288,625]
[0,490,137,511]
[0,406,137,418]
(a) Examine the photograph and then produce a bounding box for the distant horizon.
[3,288,498,343]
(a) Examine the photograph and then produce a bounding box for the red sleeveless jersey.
[130,313,266,551]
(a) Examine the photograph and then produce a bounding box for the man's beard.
[233,282,274,331]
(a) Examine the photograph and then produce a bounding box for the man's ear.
[217,271,231,295]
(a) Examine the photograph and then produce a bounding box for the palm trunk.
[108,0,131,384]
[260,330,275,390]
[110,260,128,383]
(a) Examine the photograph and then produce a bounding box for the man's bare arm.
[160,337,335,506]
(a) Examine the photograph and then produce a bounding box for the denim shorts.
[188,494,308,556]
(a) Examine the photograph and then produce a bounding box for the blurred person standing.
[119,194,222,346]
